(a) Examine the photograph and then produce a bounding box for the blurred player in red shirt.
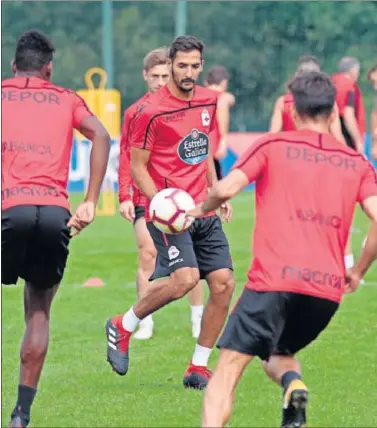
[118,47,204,340]
[188,71,377,427]
[332,57,367,272]
[332,57,366,154]
[204,66,236,179]
[270,55,345,143]
[2,30,110,427]
[106,36,234,390]
[368,64,377,160]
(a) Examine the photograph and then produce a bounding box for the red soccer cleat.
[183,361,212,390]
[105,315,131,376]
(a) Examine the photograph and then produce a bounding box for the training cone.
[84,277,104,287]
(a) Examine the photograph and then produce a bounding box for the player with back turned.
[186,71,377,427]
[105,35,235,390]
[2,30,110,427]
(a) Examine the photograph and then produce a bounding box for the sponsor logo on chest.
[177,128,209,165]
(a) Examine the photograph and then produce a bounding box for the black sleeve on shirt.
[346,91,356,108]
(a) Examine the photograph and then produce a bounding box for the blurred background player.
[190,71,377,428]
[332,57,367,272]
[118,47,204,340]
[368,64,377,160]
[270,55,321,133]
[270,55,346,144]
[204,66,236,179]
[2,30,110,428]
[106,36,235,390]
[332,56,366,154]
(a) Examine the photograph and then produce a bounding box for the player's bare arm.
[206,150,232,222]
[269,96,284,133]
[329,104,347,145]
[206,148,218,187]
[216,92,235,159]
[371,106,377,160]
[69,116,110,234]
[188,169,248,218]
[343,105,364,153]
[118,114,136,222]
[131,146,158,200]
[78,116,111,204]
[347,195,377,292]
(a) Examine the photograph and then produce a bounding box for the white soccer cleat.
[191,318,202,339]
[134,322,154,340]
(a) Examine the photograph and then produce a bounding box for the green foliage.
[2,1,376,130]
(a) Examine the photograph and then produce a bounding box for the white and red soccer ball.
[150,188,195,234]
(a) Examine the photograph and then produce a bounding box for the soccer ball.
[150,188,196,234]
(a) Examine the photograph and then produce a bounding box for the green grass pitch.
[2,192,377,427]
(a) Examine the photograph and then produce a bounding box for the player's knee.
[171,269,200,299]
[138,243,157,268]
[210,273,235,304]
[20,328,48,364]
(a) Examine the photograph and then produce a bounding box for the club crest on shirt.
[177,128,209,165]
[201,109,210,127]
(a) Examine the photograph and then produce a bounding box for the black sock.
[11,385,37,422]
[281,371,301,392]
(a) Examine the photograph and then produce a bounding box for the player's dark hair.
[169,35,205,61]
[14,30,55,72]
[288,71,336,119]
[205,66,229,85]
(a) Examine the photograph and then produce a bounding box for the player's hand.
[344,268,362,294]
[186,203,205,219]
[68,201,96,237]
[219,201,232,223]
[215,137,228,160]
[120,200,135,222]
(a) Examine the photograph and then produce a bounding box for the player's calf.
[10,283,58,428]
[199,269,235,348]
[134,238,157,340]
[106,268,200,376]
[183,270,235,390]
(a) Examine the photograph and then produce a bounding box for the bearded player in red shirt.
[118,47,204,341]
[106,36,235,390]
[188,72,377,427]
[2,30,110,427]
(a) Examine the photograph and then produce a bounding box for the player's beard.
[172,69,195,93]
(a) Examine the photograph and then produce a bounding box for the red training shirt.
[118,92,150,207]
[233,129,377,303]
[2,76,93,211]
[129,84,218,220]
[208,89,221,154]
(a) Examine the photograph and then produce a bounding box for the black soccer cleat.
[9,408,29,428]
[281,380,308,428]
[105,316,131,376]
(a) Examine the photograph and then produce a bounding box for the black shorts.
[218,289,339,360]
[147,215,233,280]
[133,205,145,225]
[1,205,71,288]
[214,159,222,180]
[340,117,357,150]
